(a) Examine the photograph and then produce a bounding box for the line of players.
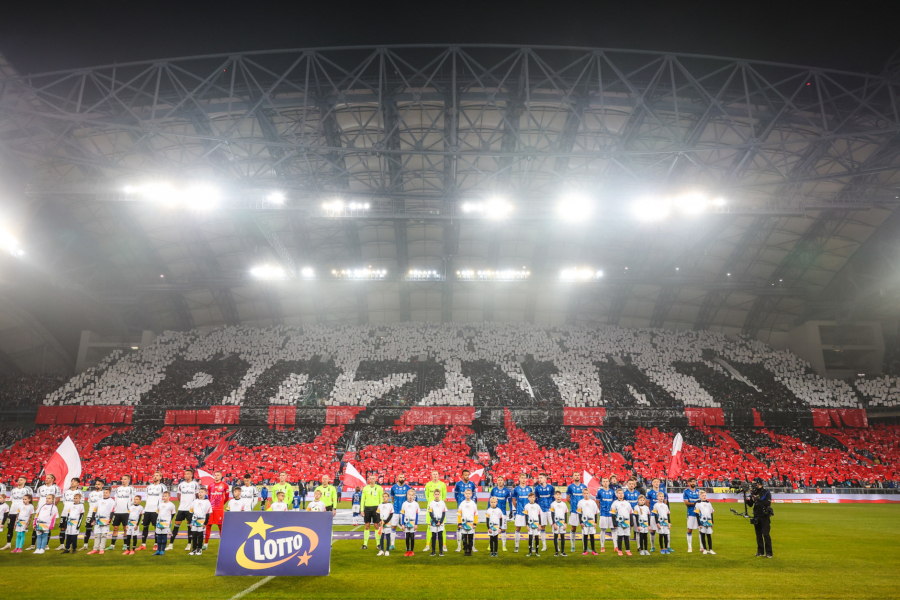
[353,470,716,558]
[0,469,284,556]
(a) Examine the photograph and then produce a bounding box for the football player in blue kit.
[489,476,512,551]
[566,473,587,553]
[624,478,640,541]
[683,476,701,553]
[390,474,412,551]
[534,473,554,553]
[596,476,617,552]
[511,473,533,553]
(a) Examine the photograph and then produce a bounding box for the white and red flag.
[582,470,600,496]
[197,468,216,488]
[667,433,684,481]
[43,436,81,490]
[342,462,366,490]
[468,468,484,486]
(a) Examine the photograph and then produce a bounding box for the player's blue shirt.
[391,484,412,512]
[624,488,640,509]
[684,487,701,517]
[513,485,534,515]
[646,487,665,505]
[292,495,301,509]
[351,492,362,510]
[596,487,616,517]
[490,486,512,513]
[609,482,621,492]
[260,487,269,500]
[453,480,476,505]
[566,483,587,507]
[534,484,554,511]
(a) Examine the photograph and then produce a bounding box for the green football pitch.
[0,502,897,599]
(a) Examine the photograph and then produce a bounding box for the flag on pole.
[43,436,81,490]
[197,468,215,488]
[667,433,684,481]
[342,462,366,490]
[468,468,485,486]
[582,470,600,496]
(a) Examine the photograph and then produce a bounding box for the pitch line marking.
[229,576,275,600]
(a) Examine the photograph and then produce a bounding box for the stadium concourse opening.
[0,41,900,599]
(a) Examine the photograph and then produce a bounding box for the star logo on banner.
[245,517,274,540]
[297,551,312,566]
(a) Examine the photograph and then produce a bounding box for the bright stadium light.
[250,264,287,280]
[333,268,387,280]
[671,191,710,215]
[267,191,286,204]
[123,180,221,211]
[322,199,371,214]
[0,226,23,257]
[560,267,603,281]
[300,267,315,278]
[461,197,513,219]
[458,269,528,280]
[556,192,592,222]
[408,269,441,280]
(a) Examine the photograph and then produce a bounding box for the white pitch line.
[229,576,275,600]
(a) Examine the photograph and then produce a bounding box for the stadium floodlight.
[560,267,602,281]
[461,197,513,219]
[556,192,592,223]
[458,268,528,280]
[300,267,315,278]
[1,226,23,257]
[333,268,387,280]
[671,191,710,215]
[267,191,286,204]
[123,180,221,211]
[408,269,441,280]
[250,264,287,280]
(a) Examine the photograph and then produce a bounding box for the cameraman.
[746,477,773,558]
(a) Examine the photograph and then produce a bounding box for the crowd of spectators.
[0,427,34,448]
[0,374,65,407]
[354,425,477,484]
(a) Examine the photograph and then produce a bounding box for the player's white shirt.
[34,503,59,530]
[0,483,5,495]
[8,485,33,514]
[36,484,61,508]
[191,498,212,529]
[87,489,104,513]
[485,506,504,534]
[634,505,651,533]
[113,485,136,513]
[95,498,117,520]
[268,502,288,512]
[0,503,8,528]
[65,504,85,534]
[61,488,81,517]
[611,499,633,532]
[577,498,599,521]
[143,483,167,512]
[457,498,478,532]
[240,485,259,509]
[156,501,177,534]
[307,501,326,512]
[696,501,714,533]
[127,504,145,534]
[15,505,34,532]
[376,502,393,524]
[549,500,568,532]
[228,498,248,512]
[523,502,542,530]
[177,480,200,511]
[652,502,671,533]
[400,500,420,530]
[428,500,448,532]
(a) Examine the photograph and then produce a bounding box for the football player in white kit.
[240,474,259,510]
[29,474,60,550]
[108,474,136,550]
[139,471,167,551]
[83,480,105,550]
[1,476,32,550]
[189,487,212,555]
[168,468,199,551]
[56,477,82,550]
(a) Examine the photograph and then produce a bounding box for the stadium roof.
[0,45,899,372]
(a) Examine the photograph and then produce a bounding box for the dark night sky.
[0,0,896,75]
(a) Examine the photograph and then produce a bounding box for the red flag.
[44,436,81,490]
[582,470,600,496]
[342,462,366,490]
[667,433,684,481]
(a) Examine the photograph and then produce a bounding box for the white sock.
[650,532,655,549]
[570,530,577,549]
[612,531,617,550]
[457,531,462,550]
[391,531,396,547]
[501,531,507,544]
[540,530,546,548]
[515,531,520,546]
[687,532,692,549]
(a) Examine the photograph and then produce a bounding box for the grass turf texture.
[1,503,897,599]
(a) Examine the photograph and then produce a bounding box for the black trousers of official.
[754,518,772,556]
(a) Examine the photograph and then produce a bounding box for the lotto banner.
[215,511,332,576]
